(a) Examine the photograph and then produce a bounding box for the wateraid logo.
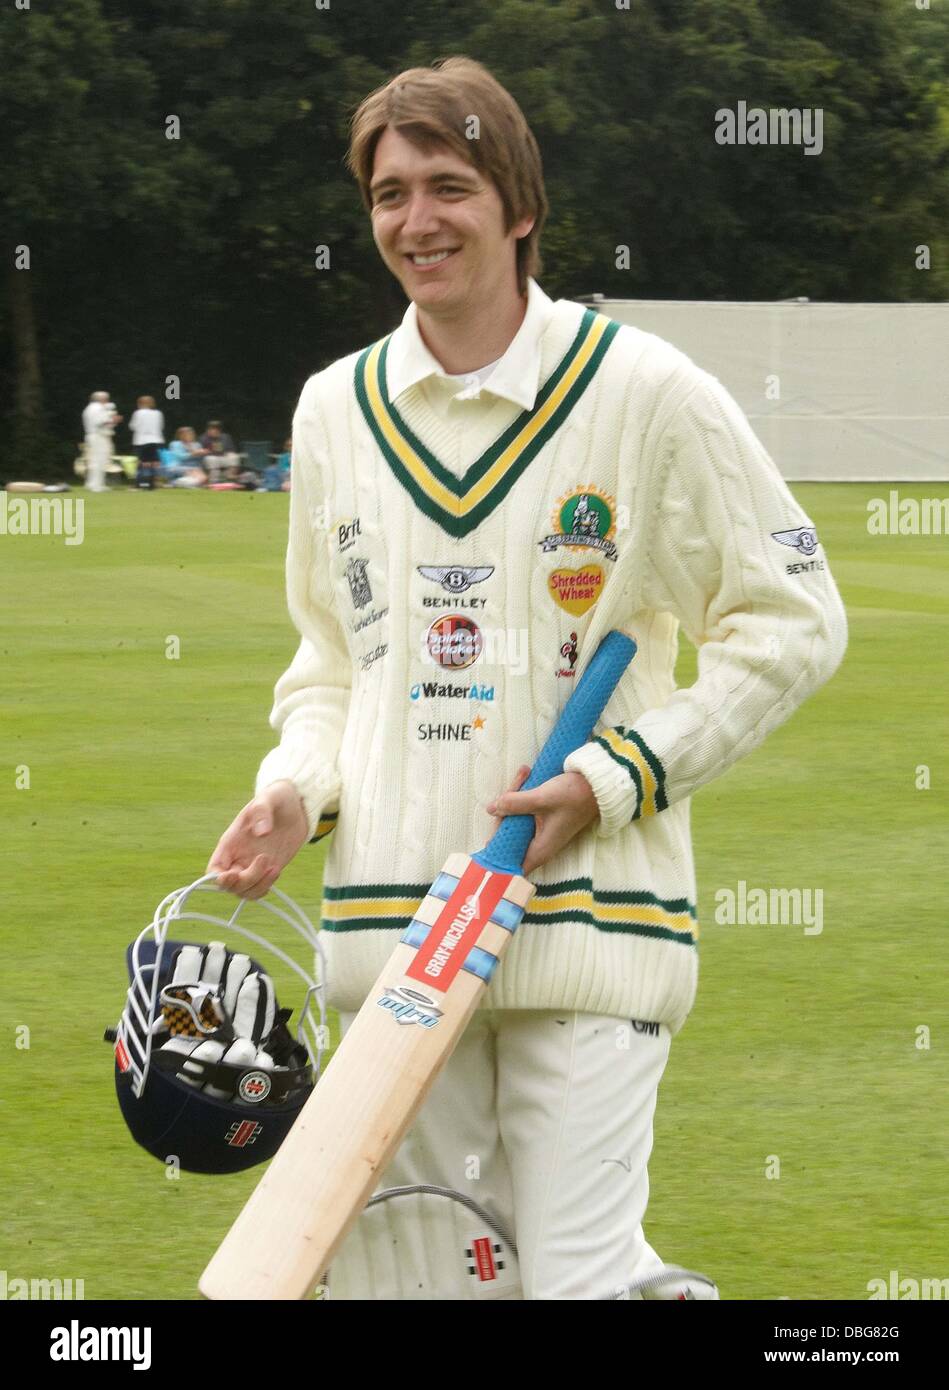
[409,681,495,701]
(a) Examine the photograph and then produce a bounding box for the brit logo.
[418,565,494,594]
[539,487,618,561]
[345,557,372,609]
[226,1119,262,1148]
[771,525,819,556]
[376,985,443,1029]
[237,1070,272,1103]
[337,517,361,552]
[114,1038,131,1073]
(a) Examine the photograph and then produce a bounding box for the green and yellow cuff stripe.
[353,309,620,538]
[322,879,696,945]
[594,726,668,820]
[308,811,338,845]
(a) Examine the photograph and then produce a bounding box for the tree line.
[2,0,947,478]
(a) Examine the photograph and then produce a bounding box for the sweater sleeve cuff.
[254,747,339,843]
[565,724,669,836]
[563,741,639,837]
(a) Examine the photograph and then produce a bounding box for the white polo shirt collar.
[384,277,555,412]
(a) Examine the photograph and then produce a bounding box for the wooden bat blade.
[199,855,532,1300]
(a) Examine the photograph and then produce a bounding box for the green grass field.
[2,484,946,1300]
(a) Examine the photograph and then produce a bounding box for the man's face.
[368,126,533,316]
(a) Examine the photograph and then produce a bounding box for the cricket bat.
[199,629,637,1299]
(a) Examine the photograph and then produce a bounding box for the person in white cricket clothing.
[81,391,121,492]
[208,58,847,1300]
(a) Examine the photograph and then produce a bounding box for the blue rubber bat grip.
[477,630,637,875]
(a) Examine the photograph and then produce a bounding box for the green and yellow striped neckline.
[354,308,620,537]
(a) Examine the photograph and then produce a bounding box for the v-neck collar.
[354,306,619,538]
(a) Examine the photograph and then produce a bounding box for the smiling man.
[367,123,537,374]
[209,57,847,1300]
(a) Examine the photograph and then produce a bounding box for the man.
[81,391,121,492]
[208,57,847,1299]
[199,419,239,483]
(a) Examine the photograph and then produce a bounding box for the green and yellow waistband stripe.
[353,308,620,537]
[594,726,668,819]
[322,879,696,945]
[525,883,694,941]
[322,883,427,927]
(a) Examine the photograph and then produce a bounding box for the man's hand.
[486,765,599,876]
[207,781,310,900]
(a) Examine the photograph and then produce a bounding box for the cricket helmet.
[106,874,327,1174]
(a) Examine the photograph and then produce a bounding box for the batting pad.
[326,1185,521,1301]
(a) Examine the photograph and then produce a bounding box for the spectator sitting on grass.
[224,461,261,491]
[162,426,206,482]
[263,437,292,492]
[170,462,210,488]
[200,420,239,483]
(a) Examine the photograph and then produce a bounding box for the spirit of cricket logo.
[377,861,530,1025]
[423,614,528,674]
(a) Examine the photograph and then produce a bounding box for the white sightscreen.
[590,300,949,481]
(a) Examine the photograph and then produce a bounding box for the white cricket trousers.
[85,434,110,491]
[328,1007,671,1300]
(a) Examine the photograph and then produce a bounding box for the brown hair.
[346,57,547,294]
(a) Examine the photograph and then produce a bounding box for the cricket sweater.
[255,279,847,1033]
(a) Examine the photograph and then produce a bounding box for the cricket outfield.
[1,484,946,1300]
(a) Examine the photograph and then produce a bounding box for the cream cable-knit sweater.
[255,281,847,1032]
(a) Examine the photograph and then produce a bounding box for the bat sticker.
[376,985,444,1028]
